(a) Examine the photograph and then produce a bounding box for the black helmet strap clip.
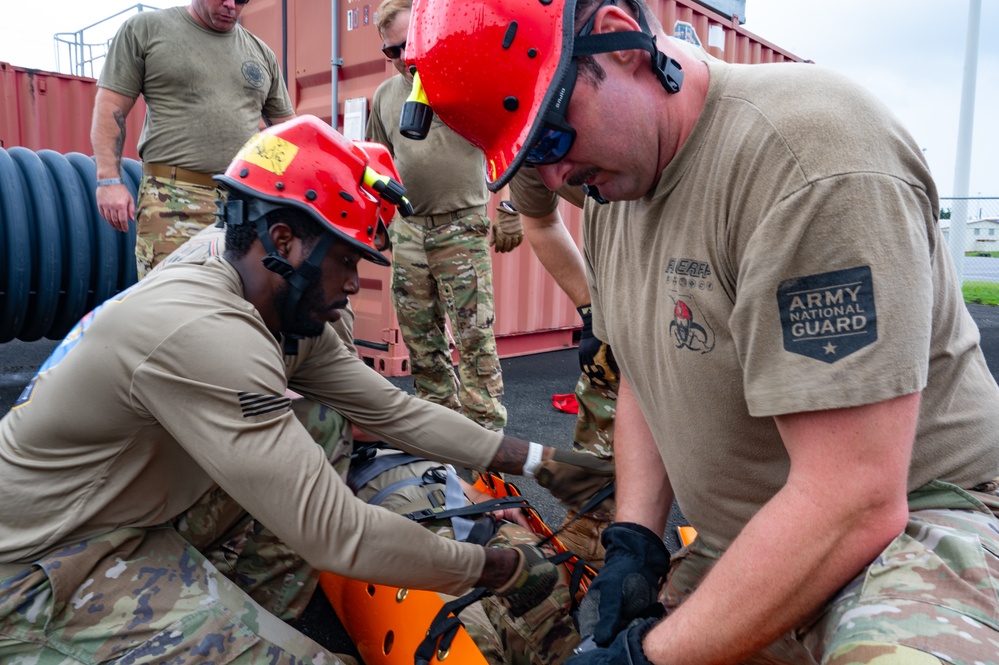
[572,0,683,95]
[573,30,683,94]
[252,215,336,356]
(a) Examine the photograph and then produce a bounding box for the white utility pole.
[948,0,982,281]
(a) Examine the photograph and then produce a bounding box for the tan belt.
[415,205,487,229]
[143,162,218,188]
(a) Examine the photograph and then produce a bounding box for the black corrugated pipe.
[0,147,141,343]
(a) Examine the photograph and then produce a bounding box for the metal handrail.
[53,4,161,78]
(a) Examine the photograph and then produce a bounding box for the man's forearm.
[642,483,902,663]
[642,395,917,663]
[91,89,135,179]
[521,212,591,307]
[615,377,673,533]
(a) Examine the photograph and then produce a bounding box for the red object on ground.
[551,393,578,414]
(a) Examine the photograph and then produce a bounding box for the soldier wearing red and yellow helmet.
[215,115,408,353]
[0,113,629,664]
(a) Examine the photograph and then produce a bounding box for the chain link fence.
[939,197,999,283]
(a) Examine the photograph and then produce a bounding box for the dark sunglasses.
[525,60,579,165]
[381,40,406,60]
[235,0,249,4]
[525,0,618,166]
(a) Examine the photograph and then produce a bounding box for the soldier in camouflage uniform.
[1,117,603,664]
[366,0,524,432]
[92,0,296,279]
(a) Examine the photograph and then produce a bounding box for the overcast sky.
[1,0,995,199]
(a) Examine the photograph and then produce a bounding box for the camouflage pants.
[390,212,506,431]
[556,372,618,569]
[354,454,579,664]
[664,480,999,664]
[0,402,356,664]
[135,175,222,280]
[0,528,352,664]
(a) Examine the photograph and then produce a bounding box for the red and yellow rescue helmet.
[354,140,402,250]
[215,115,391,265]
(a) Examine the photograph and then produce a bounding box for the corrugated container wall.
[241,0,803,374]
[0,62,143,157]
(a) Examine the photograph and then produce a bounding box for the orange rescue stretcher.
[319,472,599,665]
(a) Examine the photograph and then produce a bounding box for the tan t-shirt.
[366,75,488,216]
[584,61,999,550]
[0,258,501,593]
[99,7,294,174]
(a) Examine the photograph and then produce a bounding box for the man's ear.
[591,5,645,73]
[593,3,642,36]
[268,222,297,258]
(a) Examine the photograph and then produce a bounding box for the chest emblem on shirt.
[776,266,877,363]
[668,294,716,354]
[238,392,291,418]
[241,61,265,89]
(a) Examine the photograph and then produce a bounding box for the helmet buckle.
[262,253,295,278]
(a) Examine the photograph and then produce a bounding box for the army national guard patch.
[776,266,877,363]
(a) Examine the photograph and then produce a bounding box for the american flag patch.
[238,392,291,418]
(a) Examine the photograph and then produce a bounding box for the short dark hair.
[223,190,326,260]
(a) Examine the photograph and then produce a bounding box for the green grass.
[966,251,999,258]
[963,281,999,306]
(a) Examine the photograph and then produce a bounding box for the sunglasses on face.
[525,0,618,166]
[235,0,249,4]
[525,60,579,166]
[381,40,406,60]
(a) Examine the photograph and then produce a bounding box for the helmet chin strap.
[572,0,684,94]
[220,196,343,354]
[254,217,336,355]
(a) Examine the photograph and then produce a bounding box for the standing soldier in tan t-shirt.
[91,0,296,278]
[366,0,523,433]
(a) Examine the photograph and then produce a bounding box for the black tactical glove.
[492,543,560,617]
[534,449,614,512]
[576,523,669,646]
[567,617,658,665]
[577,305,619,389]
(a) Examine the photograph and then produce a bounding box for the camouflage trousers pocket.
[99,604,260,664]
[859,512,999,630]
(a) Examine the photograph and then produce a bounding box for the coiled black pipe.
[0,148,142,343]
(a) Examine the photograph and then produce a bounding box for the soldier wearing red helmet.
[410,1,999,664]
[0,115,617,662]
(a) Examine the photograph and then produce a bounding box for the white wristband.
[523,441,544,478]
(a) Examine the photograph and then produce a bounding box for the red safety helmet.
[354,140,403,250]
[215,115,390,266]
[406,0,575,191]
[407,0,682,193]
